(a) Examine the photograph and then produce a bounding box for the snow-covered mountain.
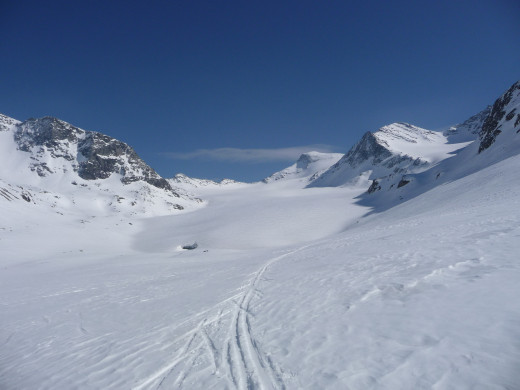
[361,81,520,205]
[309,122,472,188]
[0,114,199,216]
[263,151,343,185]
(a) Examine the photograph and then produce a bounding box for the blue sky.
[1,0,519,181]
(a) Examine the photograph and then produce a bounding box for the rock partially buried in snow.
[182,242,198,250]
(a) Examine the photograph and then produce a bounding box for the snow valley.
[1,80,520,389]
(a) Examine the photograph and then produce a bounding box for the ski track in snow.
[132,249,306,390]
[222,252,296,390]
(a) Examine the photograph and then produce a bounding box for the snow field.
[1,157,520,389]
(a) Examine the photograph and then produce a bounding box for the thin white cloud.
[163,145,339,163]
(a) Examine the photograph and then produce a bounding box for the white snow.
[375,122,473,163]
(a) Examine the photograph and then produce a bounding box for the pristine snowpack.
[1,81,519,389]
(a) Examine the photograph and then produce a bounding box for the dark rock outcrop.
[367,179,381,194]
[397,177,410,188]
[13,116,177,194]
[479,81,520,153]
[342,132,393,168]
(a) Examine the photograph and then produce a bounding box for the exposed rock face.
[479,81,520,153]
[0,113,20,132]
[13,116,176,194]
[367,179,381,194]
[397,177,411,188]
[341,132,393,167]
[295,153,322,170]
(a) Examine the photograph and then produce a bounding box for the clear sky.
[1,0,519,182]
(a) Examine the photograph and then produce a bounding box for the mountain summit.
[263,151,343,185]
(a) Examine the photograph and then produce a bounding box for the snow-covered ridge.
[444,106,491,143]
[374,122,463,163]
[170,173,243,188]
[263,151,343,184]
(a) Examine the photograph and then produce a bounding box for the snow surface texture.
[1,80,520,389]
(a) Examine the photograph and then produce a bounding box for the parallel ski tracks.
[223,258,286,390]
[133,247,307,390]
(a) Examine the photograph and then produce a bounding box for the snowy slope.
[373,122,465,163]
[1,150,519,389]
[252,155,520,389]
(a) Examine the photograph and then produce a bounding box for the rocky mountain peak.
[342,131,392,168]
[479,81,520,153]
[12,116,175,193]
[296,151,334,170]
[0,113,21,131]
[15,116,81,158]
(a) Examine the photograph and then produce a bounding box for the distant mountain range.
[1,80,519,215]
